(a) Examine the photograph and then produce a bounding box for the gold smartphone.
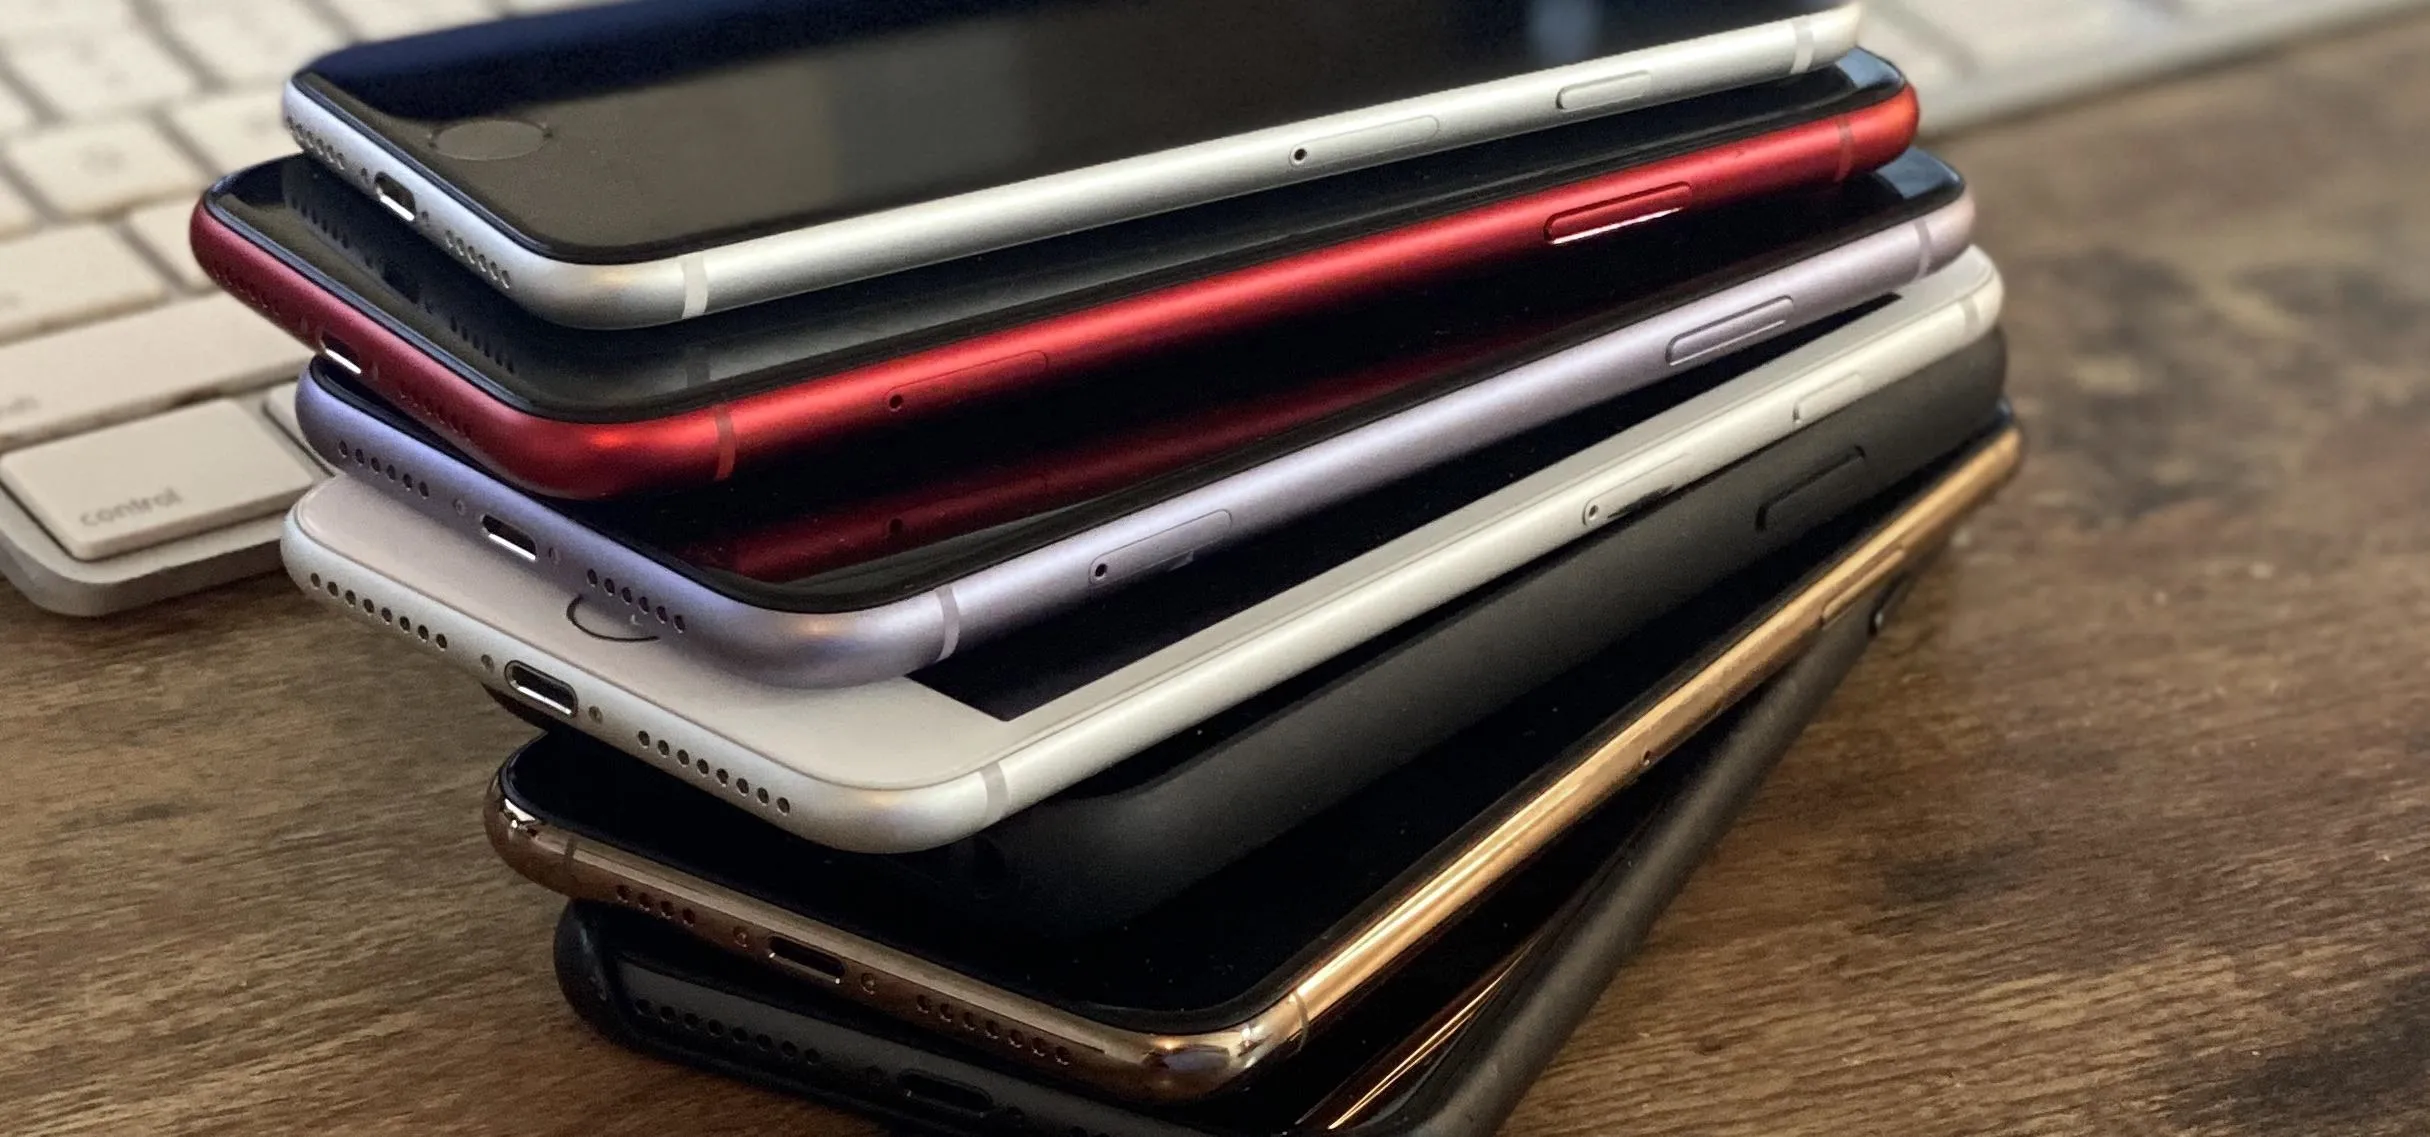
[490,425,2021,1102]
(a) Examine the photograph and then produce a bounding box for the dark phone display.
[301,0,1836,259]
[228,57,1896,420]
[502,480,1907,1033]
[313,153,1961,616]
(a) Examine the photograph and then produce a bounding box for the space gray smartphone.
[284,0,1859,327]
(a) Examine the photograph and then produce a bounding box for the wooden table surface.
[8,18,2430,1137]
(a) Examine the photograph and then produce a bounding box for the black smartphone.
[482,332,2002,934]
[549,596,1890,1137]
[760,332,2007,934]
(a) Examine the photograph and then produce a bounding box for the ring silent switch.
[1581,456,1683,528]
[1668,298,1795,366]
[1546,183,1693,245]
[1556,70,1652,112]
[1291,116,1440,169]
[1090,512,1232,586]
[885,351,1049,414]
[1792,372,1869,424]
[1820,544,1907,624]
[1757,449,1867,533]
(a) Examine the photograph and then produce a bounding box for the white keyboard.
[1863,0,2430,133]
[0,0,595,615]
[0,0,2420,615]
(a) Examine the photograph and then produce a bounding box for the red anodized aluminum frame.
[193,88,1917,501]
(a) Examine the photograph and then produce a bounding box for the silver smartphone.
[277,248,2000,855]
[282,0,1860,328]
[290,159,1975,688]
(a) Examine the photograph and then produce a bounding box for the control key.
[0,399,318,561]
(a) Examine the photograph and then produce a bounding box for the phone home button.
[433,118,548,161]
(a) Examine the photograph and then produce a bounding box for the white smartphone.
[278,249,2000,855]
[282,0,1861,328]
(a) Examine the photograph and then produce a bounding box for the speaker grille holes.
[656,741,671,757]
[735,777,749,794]
[777,798,791,814]
[585,706,600,723]
[637,730,651,746]
[311,573,452,653]
[1291,146,1310,163]
[480,655,495,673]
[756,789,770,804]
[715,769,729,785]
[585,568,690,630]
[438,228,513,289]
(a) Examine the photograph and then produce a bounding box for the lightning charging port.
[373,173,417,223]
[479,515,538,562]
[319,333,363,377]
[897,1072,993,1116]
[766,936,846,984]
[503,662,576,717]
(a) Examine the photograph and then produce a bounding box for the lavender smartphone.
[295,154,1973,687]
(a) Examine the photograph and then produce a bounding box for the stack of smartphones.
[202,1,2024,1130]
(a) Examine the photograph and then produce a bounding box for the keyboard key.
[160,0,344,86]
[0,83,31,136]
[3,30,196,119]
[1897,0,2136,69]
[0,398,318,560]
[127,200,213,290]
[259,381,308,449]
[6,119,205,217]
[0,225,165,341]
[0,180,32,238]
[321,0,499,38]
[168,88,297,170]
[0,1,136,41]
[1859,16,1964,89]
[0,295,308,450]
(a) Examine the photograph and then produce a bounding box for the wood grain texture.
[6,16,2430,1136]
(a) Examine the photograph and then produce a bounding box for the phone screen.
[310,153,1961,616]
[502,481,1895,1033]
[300,0,1834,260]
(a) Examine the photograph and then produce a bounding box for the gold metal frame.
[490,425,2022,1102]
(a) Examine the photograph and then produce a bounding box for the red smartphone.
[196,56,1916,500]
